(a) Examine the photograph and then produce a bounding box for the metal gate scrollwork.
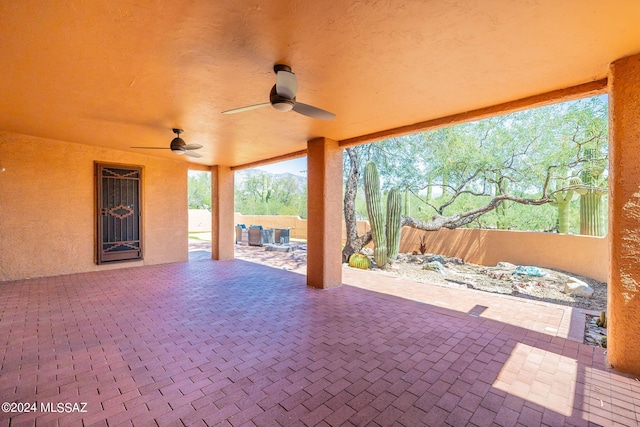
[96,163,142,263]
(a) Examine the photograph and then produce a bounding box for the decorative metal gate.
[96,163,142,263]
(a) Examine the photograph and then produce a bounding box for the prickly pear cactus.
[348,253,371,270]
[364,162,388,268]
[386,188,402,262]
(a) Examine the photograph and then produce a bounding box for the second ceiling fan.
[222,64,336,120]
[131,128,203,158]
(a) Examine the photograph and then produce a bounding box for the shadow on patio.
[0,256,638,426]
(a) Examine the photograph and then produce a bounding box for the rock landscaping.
[368,250,606,312]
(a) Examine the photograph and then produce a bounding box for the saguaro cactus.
[553,194,572,234]
[386,188,402,261]
[364,162,388,268]
[552,176,580,234]
[575,149,607,236]
[404,189,410,216]
[364,162,404,268]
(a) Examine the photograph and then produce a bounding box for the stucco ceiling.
[2,1,640,168]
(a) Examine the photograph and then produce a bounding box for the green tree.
[235,171,307,218]
[188,171,211,210]
[342,96,608,261]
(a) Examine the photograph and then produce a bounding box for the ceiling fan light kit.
[222,64,335,120]
[270,88,295,112]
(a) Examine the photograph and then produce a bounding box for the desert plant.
[364,162,388,268]
[419,235,427,255]
[551,176,580,233]
[348,253,371,270]
[596,310,607,328]
[364,162,404,268]
[404,189,411,216]
[575,149,607,236]
[386,188,402,261]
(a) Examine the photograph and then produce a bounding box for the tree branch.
[403,193,552,232]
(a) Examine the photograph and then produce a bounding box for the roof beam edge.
[339,79,608,148]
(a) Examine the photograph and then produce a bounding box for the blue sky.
[255,157,307,176]
[188,157,308,178]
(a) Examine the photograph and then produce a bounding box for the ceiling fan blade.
[183,150,202,158]
[292,102,336,120]
[276,70,298,99]
[182,144,203,150]
[222,102,270,114]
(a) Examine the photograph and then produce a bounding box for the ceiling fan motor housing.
[269,85,294,112]
[170,137,186,153]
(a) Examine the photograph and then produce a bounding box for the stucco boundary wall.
[400,227,608,283]
[190,211,608,282]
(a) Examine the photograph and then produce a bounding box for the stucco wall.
[0,132,189,282]
[400,227,608,283]
[190,209,213,232]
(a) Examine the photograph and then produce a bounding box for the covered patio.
[1,259,637,426]
[2,1,640,425]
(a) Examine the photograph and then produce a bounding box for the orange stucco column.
[211,165,235,261]
[307,137,343,289]
[608,53,640,375]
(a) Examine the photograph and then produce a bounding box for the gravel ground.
[387,252,607,312]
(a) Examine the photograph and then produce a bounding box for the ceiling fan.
[131,128,203,158]
[222,64,336,120]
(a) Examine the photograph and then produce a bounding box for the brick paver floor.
[1,257,638,426]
